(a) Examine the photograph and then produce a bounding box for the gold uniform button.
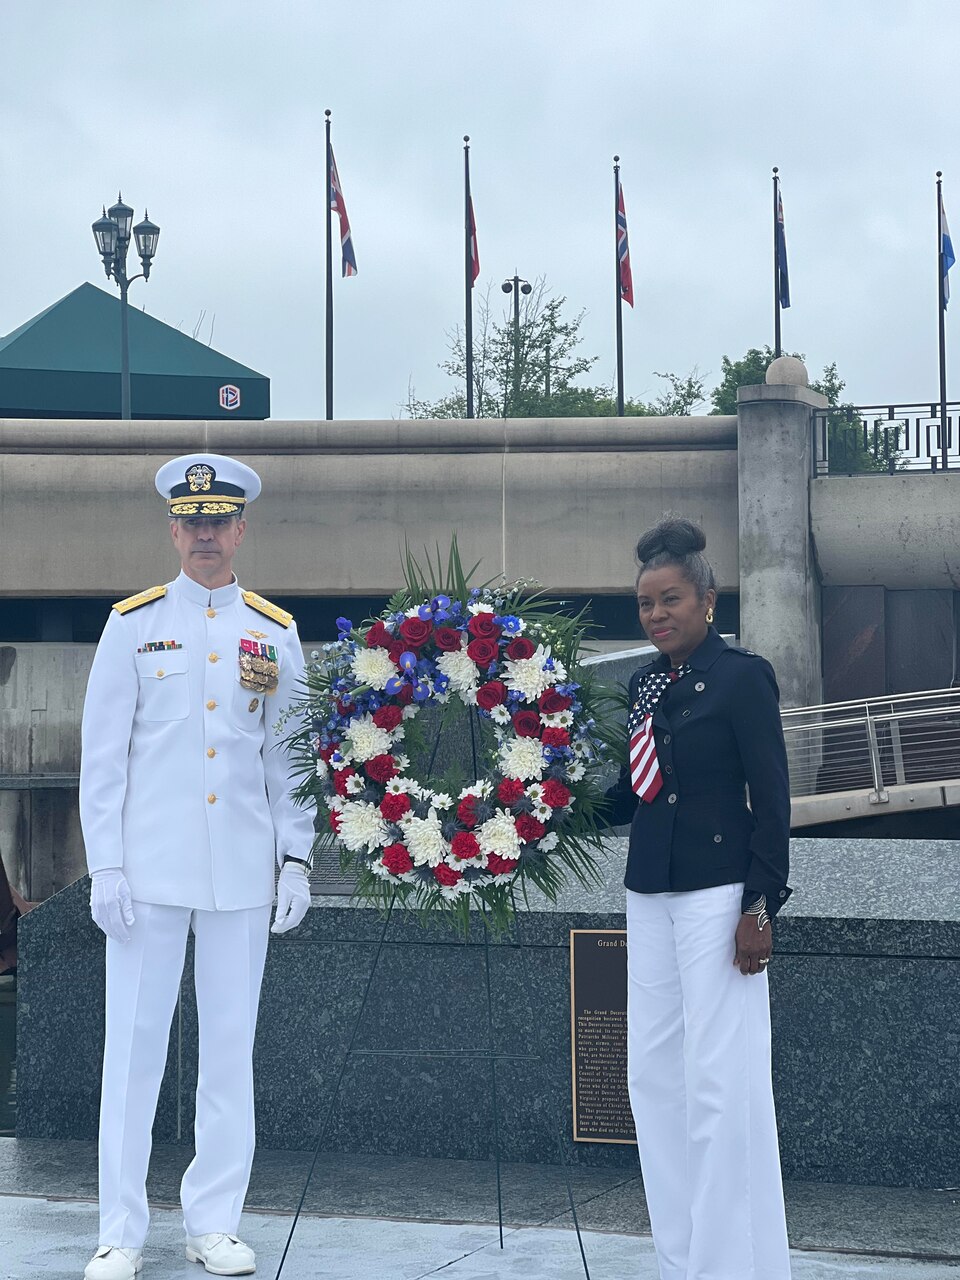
[248,698,260,713]
[207,748,216,759]
[156,668,165,678]
[207,793,217,804]
[206,608,216,618]
[206,700,217,711]
[208,653,219,663]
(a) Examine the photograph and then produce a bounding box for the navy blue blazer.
[606,628,792,916]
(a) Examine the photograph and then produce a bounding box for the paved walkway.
[2,1195,960,1280]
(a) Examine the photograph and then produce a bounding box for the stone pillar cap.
[765,355,809,386]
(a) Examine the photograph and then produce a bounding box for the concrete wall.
[0,418,739,597]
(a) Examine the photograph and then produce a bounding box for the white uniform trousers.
[626,883,791,1280]
[98,901,271,1248]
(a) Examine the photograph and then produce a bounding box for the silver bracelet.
[743,895,770,931]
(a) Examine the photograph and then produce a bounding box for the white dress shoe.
[185,1233,256,1275]
[83,1246,143,1280]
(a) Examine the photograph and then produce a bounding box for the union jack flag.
[617,179,633,307]
[468,196,480,286]
[330,147,357,278]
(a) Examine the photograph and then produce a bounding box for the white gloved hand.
[90,869,136,943]
[271,861,311,935]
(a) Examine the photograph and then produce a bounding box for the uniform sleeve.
[79,610,139,873]
[599,669,641,830]
[728,656,792,917]
[264,620,317,869]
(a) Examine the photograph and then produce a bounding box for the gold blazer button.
[206,700,217,711]
[156,669,165,678]
[208,653,219,663]
[207,748,216,758]
[206,609,216,618]
[207,793,217,804]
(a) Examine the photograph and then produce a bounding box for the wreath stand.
[275,712,593,1280]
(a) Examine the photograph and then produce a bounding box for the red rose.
[468,612,502,640]
[372,704,403,731]
[399,617,433,647]
[329,809,342,834]
[538,689,572,714]
[476,680,508,710]
[387,640,406,664]
[433,863,463,887]
[486,853,519,876]
[512,710,542,738]
[497,777,526,806]
[541,779,572,809]
[332,767,356,797]
[434,626,464,652]
[515,813,546,843]
[319,743,338,762]
[542,727,571,748]
[396,683,415,706]
[382,843,413,875]
[506,636,535,660]
[457,795,479,827]
[365,620,393,649]
[451,831,481,860]
[365,754,398,784]
[380,792,411,822]
[466,637,498,668]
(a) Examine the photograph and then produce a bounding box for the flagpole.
[325,109,334,421]
[937,171,948,470]
[464,136,475,419]
[614,156,624,416]
[773,167,782,358]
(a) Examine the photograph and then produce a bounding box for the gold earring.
[705,607,714,624]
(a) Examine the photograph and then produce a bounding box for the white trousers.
[626,884,791,1280]
[98,901,270,1248]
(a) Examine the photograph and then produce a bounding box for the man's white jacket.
[80,571,316,911]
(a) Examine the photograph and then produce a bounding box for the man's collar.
[174,570,240,608]
[649,625,728,673]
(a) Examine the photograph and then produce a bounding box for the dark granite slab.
[822,586,886,702]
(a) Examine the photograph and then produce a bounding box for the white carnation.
[350,647,398,691]
[401,812,448,866]
[436,648,480,703]
[337,802,388,853]
[539,831,559,852]
[344,715,393,762]
[499,736,546,782]
[477,809,521,859]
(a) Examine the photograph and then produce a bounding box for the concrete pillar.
[737,368,827,709]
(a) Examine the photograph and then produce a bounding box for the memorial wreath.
[288,543,622,930]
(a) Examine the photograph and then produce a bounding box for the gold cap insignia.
[186,463,215,493]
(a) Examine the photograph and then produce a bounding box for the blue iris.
[335,616,352,638]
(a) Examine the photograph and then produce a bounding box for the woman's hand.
[734,912,772,976]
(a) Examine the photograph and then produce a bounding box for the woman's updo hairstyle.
[635,516,717,601]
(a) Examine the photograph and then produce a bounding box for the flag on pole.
[468,196,480,286]
[940,190,955,309]
[329,148,357,278]
[776,187,790,309]
[617,180,634,307]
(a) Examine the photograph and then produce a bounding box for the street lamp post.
[501,274,531,416]
[92,195,160,419]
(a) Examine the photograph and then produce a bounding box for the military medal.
[238,637,279,693]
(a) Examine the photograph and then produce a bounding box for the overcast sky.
[2,1,958,420]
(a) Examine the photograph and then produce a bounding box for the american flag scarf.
[628,664,691,801]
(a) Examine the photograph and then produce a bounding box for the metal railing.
[782,687,960,824]
[814,402,960,475]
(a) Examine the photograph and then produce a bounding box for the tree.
[403,280,703,419]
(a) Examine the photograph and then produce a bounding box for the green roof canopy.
[0,283,269,419]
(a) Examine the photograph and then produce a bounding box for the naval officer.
[79,454,315,1280]
[605,516,792,1280]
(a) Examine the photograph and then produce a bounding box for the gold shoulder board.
[242,590,293,629]
[112,585,167,615]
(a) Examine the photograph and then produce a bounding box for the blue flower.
[413,680,432,702]
[335,616,352,638]
[417,603,433,621]
[500,615,522,634]
[434,672,450,693]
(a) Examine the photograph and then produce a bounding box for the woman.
[606,517,792,1280]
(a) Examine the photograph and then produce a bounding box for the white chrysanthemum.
[501,645,567,702]
[490,704,511,725]
[539,831,559,853]
[437,877,473,902]
[498,736,546,782]
[344,715,393,762]
[541,709,574,729]
[436,648,480,703]
[401,812,449,867]
[327,794,344,812]
[337,802,388,853]
[315,759,328,778]
[476,809,521,859]
[344,774,365,795]
[402,706,418,721]
[350,646,398,691]
[567,762,586,782]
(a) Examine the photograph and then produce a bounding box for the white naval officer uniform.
[80,569,315,1249]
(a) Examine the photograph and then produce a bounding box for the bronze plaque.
[570,929,636,1144]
